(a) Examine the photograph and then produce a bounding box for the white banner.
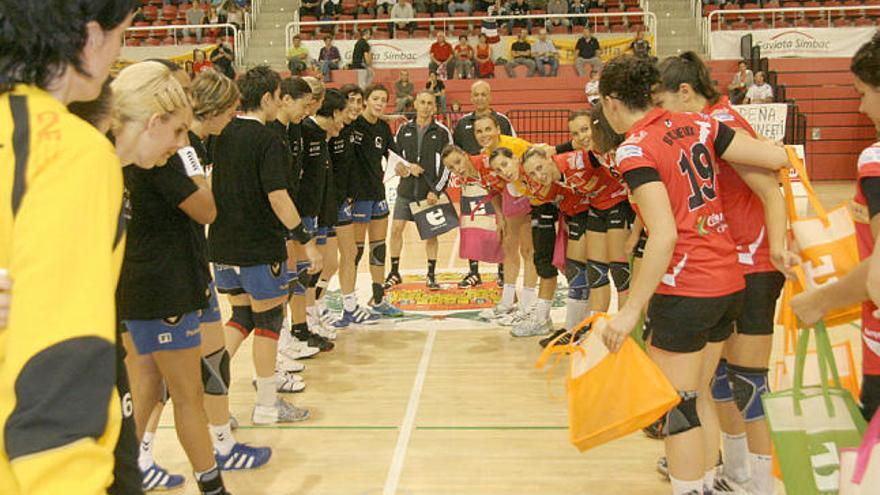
[304,39,432,69]
[710,26,877,59]
[732,103,788,142]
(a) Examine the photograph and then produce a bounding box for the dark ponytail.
[852,32,880,87]
[657,51,721,104]
[598,55,660,111]
[589,102,624,155]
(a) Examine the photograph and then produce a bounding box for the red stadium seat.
[742,3,761,21]
[181,35,196,44]
[833,17,851,26]
[125,38,141,46]
[162,36,177,45]
[146,37,161,46]
[143,5,158,21]
[607,7,624,24]
[729,21,750,29]
[551,24,568,34]
[161,5,177,21]
[151,21,168,38]
[132,21,151,38]
[751,20,770,29]
[395,30,410,38]
[803,1,823,20]
[610,23,627,32]
[794,18,811,26]
[593,24,610,32]
[855,16,875,25]
[764,0,781,7]
[373,30,390,39]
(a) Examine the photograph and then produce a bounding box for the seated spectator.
[585,70,600,104]
[287,34,311,75]
[507,0,532,34]
[318,35,341,82]
[574,26,602,77]
[532,29,558,77]
[475,33,495,78]
[427,71,447,112]
[629,29,652,58]
[429,31,454,78]
[376,0,396,14]
[570,0,588,27]
[355,0,377,18]
[429,0,450,14]
[546,0,570,30]
[133,6,146,23]
[391,0,416,35]
[226,3,243,29]
[728,60,754,104]
[448,0,472,15]
[486,0,506,16]
[447,100,465,128]
[210,42,236,79]
[746,71,774,103]
[505,30,537,78]
[322,0,341,20]
[453,35,476,79]
[192,48,213,74]
[395,70,416,112]
[187,0,206,42]
[474,0,493,11]
[301,0,322,17]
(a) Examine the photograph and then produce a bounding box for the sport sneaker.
[713,474,748,494]
[458,272,482,288]
[539,328,568,348]
[319,309,341,328]
[313,319,337,341]
[277,338,320,366]
[334,304,381,328]
[142,463,185,491]
[510,313,553,337]
[426,273,441,290]
[497,307,530,327]
[252,398,310,424]
[277,359,305,373]
[252,371,305,393]
[293,328,334,352]
[215,442,272,471]
[369,298,404,317]
[383,271,402,290]
[478,303,515,322]
[657,456,669,479]
[229,414,238,431]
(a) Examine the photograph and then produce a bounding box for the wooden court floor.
[151,182,865,495]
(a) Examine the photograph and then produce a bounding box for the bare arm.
[720,131,790,171]
[178,175,217,225]
[268,189,302,229]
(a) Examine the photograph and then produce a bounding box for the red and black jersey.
[853,142,880,375]
[707,97,775,274]
[617,108,743,298]
[472,153,507,195]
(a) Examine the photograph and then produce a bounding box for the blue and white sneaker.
[215,442,273,471]
[334,304,380,328]
[142,463,185,491]
[369,298,404,318]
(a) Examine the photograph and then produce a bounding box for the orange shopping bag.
[781,146,861,326]
[535,314,680,452]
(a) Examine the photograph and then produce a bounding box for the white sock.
[138,431,155,471]
[500,284,516,307]
[722,432,750,482]
[316,297,327,314]
[210,422,236,457]
[703,468,716,492]
[670,476,703,495]
[564,297,590,331]
[748,453,774,495]
[343,293,357,312]
[535,298,552,321]
[306,304,318,319]
[519,286,537,310]
[255,376,276,408]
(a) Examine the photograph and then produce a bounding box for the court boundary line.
[383,328,437,495]
[156,425,568,431]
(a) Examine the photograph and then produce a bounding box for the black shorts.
[566,209,590,241]
[109,340,145,495]
[735,271,785,336]
[862,373,880,421]
[586,201,634,233]
[633,229,648,259]
[645,290,744,353]
[531,203,559,279]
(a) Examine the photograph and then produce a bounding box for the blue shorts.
[125,312,202,355]
[214,262,289,301]
[352,200,389,224]
[302,216,329,246]
[199,282,222,324]
[337,200,353,226]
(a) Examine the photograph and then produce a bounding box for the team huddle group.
[2,2,880,495]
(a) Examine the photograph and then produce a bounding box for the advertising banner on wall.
[710,26,876,59]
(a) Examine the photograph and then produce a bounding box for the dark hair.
[0,0,138,93]
[852,33,880,87]
[599,55,659,111]
[474,113,500,129]
[521,145,550,165]
[568,109,590,123]
[415,89,436,100]
[317,89,347,117]
[657,51,720,104]
[146,58,182,72]
[589,102,624,154]
[441,143,466,161]
[364,83,388,100]
[488,146,514,165]
[237,65,280,111]
[340,83,363,99]
[68,78,113,129]
[280,76,312,100]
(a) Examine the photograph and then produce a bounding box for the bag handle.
[780,146,829,226]
[534,312,608,369]
[852,408,880,484]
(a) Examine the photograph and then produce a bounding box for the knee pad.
[535,256,558,279]
[609,261,631,292]
[728,364,770,422]
[369,240,386,267]
[201,348,230,396]
[252,305,284,341]
[587,260,610,288]
[565,259,590,301]
[355,242,365,267]
[662,390,701,436]
[226,305,254,338]
[711,359,734,402]
[292,261,310,296]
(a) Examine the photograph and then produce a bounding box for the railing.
[703,5,880,58]
[285,11,658,62]
[508,109,572,145]
[124,23,244,69]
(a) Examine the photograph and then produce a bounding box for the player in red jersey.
[654,52,793,495]
[593,55,790,495]
[791,34,880,423]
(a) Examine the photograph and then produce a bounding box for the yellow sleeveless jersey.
[0,86,125,495]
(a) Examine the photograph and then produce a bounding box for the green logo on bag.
[809,440,840,493]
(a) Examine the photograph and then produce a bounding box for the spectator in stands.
[287,34,311,75]
[448,100,465,129]
[355,0,377,17]
[505,29,537,77]
[427,70,448,112]
[210,42,236,79]
[474,0,493,12]
[318,35,341,82]
[133,6,146,23]
[532,29,559,77]
[429,31,454,78]
[585,70,600,104]
[322,0,341,20]
[430,0,450,15]
[571,0,588,26]
[453,35,476,79]
[351,29,374,85]
[487,0,507,16]
[193,48,213,74]
[629,29,652,58]
[448,0,472,15]
[187,0,206,42]
[301,0,322,17]
[377,0,396,14]
[475,33,495,78]
[225,2,243,30]
[395,70,416,112]
[507,0,532,34]
[728,59,754,104]
[184,60,195,79]
[574,26,602,77]
[391,0,417,35]
[545,0,570,30]
[746,70,774,103]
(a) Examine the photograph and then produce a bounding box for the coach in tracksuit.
[385,90,453,290]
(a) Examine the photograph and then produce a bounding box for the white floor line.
[383,328,437,495]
